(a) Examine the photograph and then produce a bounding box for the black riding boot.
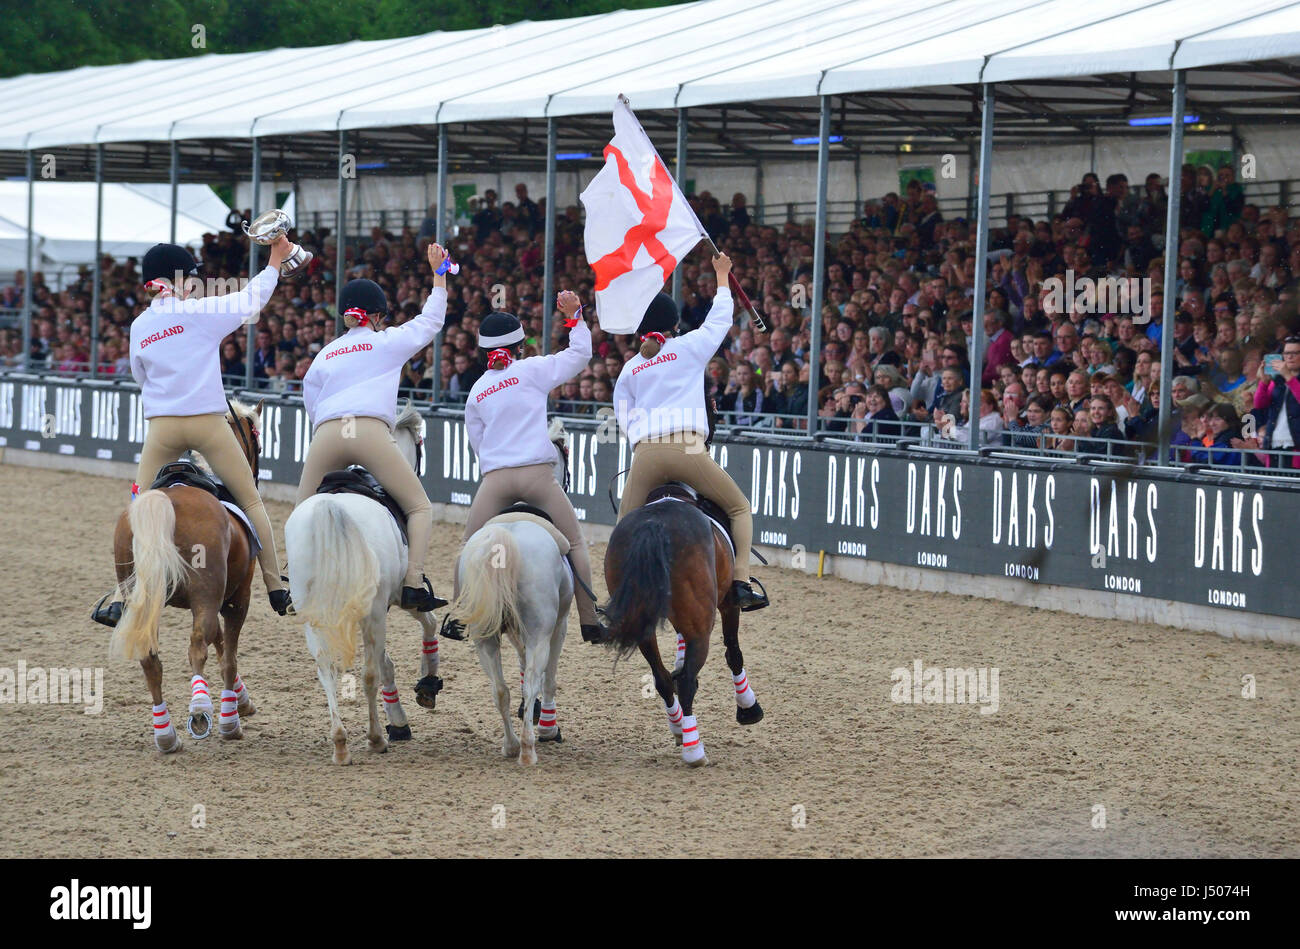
[402,576,448,612]
[91,592,122,628]
[731,579,770,612]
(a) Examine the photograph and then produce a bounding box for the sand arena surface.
[0,461,1296,858]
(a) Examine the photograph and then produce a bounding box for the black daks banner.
[3,379,1298,619]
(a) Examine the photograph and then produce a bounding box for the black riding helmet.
[636,292,679,337]
[142,243,198,285]
[340,278,389,328]
[477,311,524,349]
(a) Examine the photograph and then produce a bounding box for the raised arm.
[527,291,592,391]
[674,253,735,365]
[382,243,451,357]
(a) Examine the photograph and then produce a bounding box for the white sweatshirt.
[466,319,591,474]
[614,288,732,447]
[304,287,447,432]
[129,265,279,418]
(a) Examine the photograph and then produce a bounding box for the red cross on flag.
[580,96,708,334]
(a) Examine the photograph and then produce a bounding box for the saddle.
[150,460,258,553]
[645,481,735,554]
[150,460,237,507]
[317,466,408,544]
[484,502,570,556]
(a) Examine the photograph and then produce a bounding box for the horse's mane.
[547,416,567,446]
[395,400,424,440]
[226,399,260,424]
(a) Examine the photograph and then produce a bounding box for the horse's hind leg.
[638,637,684,749]
[363,613,388,754]
[412,610,443,710]
[518,631,552,766]
[218,587,255,719]
[676,627,711,767]
[721,604,763,725]
[186,606,219,740]
[305,625,349,765]
[141,652,181,754]
[475,636,518,759]
[380,648,412,742]
[536,613,566,744]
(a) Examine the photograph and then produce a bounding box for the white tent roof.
[1,0,1298,150]
[0,183,231,265]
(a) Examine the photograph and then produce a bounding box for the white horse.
[452,420,574,765]
[285,403,440,765]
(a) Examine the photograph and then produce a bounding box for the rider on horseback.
[441,290,609,646]
[613,252,769,612]
[294,242,453,613]
[92,239,294,626]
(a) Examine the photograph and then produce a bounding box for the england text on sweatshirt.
[613,288,732,447]
[304,287,447,432]
[466,319,591,474]
[129,266,279,418]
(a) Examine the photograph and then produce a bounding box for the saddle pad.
[484,511,570,556]
[219,501,262,557]
[645,496,735,559]
[317,466,408,545]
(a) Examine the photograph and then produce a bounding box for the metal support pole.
[966,142,978,220]
[672,108,688,306]
[433,125,448,402]
[969,84,995,450]
[246,139,261,390]
[169,140,179,243]
[336,130,348,337]
[91,144,103,378]
[806,95,831,435]
[755,160,764,225]
[1157,71,1187,466]
[542,117,557,356]
[22,150,33,370]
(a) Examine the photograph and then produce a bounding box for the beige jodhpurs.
[295,417,432,587]
[135,413,285,593]
[458,463,597,626]
[617,434,752,582]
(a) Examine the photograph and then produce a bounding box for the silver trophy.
[243,209,313,277]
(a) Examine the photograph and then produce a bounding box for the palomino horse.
[604,490,764,767]
[450,421,573,764]
[285,404,438,765]
[110,399,262,752]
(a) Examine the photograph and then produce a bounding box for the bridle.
[227,399,261,485]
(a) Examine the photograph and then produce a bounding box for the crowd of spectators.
[3,162,1299,470]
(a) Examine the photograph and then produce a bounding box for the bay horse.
[603,488,764,767]
[450,421,573,765]
[285,404,436,765]
[110,399,263,753]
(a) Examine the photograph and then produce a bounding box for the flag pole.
[617,95,769,333]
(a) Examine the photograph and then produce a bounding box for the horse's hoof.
[684,752,708,767]
[538,726,563,743]
[219,725,244,740]
[238,699,257,718]
[187,711,213,740]
[414,675,443,710]
[515,698,541,724]
[368,738,389,754]
[155,733,182,754]
[736,701,764,726]
[503,743,520,759]
[673,733,683,747]
[386,724,412,741]
[333,751,351,766]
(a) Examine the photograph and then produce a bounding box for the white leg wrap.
[232,674,249,706]
[679,713,706,764]
[664,696,684,737]
[733,668,757,709]
[219,689,240,735]
[673,633,685,673]
[189,674,212,714]
[152,702,179,752]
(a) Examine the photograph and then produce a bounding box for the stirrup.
[732,577,770,613]
[401,576,447,612]
[581,620,609,645]
[91,593,122,628]
[269,588,294,616]
[439,614,467,641]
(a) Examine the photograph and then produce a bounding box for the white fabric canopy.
[1,0,1297,148]
[0,183,231,266]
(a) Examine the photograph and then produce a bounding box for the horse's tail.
[453,525,522,642]
[290,497,378,670]
[605,513,674,658]
[112,490,188,661]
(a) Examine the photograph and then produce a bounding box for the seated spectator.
[851,385,900,442]
[719,363,769,428]
[1187,402,1243,466]
[1005,394,1052,449]
[1044,405,1076,452]
[1172,394,1213,462]
[1249,335,1300,469]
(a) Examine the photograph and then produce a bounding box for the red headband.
[641,332,666,346]
[344,306,370,326]
[487,348,513,370]
[145,279,175,297]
